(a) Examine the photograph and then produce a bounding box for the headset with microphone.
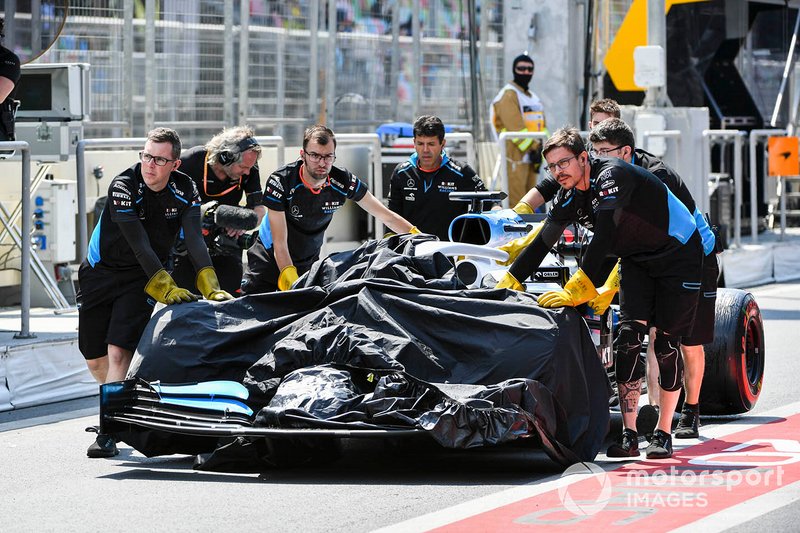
[217,137,260,166]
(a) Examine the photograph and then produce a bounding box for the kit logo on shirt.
[438,181,457,192]
[321,200,344,214]
[405,193,415,202]
[290,205,301,218]
[164,207,180,219]
[406,178,416,188]
[598,186,618,197]
[266,184,284,201]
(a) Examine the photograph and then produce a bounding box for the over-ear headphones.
[217,137,259,166]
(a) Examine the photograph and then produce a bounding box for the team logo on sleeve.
[266,184,284,201]
[598,186,618,197]
[329,175,347,190]
[269,179,285,193]
[112,181,131,195]
[596,168,619,197]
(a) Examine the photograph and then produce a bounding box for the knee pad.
[653,329,684,392]
[614,321,648,384]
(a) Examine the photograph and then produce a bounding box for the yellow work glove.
[409,226,421,234]
[495,271,524,291]
[278,265,299,291]
[196,266,234,301]
[512,201,534,215]
[145,269,198,305]
[587,261,620,315]
[495,223,543,266]
[538,268,599,308]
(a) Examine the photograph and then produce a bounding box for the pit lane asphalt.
[1,281,798,532]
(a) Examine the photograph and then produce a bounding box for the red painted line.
[431,413,800,531]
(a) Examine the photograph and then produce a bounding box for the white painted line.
[373,400,800,533]
[671,480,800,533]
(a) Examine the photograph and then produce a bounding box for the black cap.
[512,53,534,70]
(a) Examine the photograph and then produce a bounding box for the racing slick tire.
[699,288,765,415]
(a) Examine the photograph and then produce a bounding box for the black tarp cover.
[125,234,611,468]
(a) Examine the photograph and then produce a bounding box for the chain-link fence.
[21,0,505,147]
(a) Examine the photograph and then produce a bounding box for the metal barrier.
[443,133,476,171]
[748,129,786,243]
[335,133,384,237]
[0,141,34,338]
[703,130,745,248]
[641,129,685,201]
[75,138,148,263]
[254,135,286,171]
[496,131,549,208]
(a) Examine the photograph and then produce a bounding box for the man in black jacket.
[242,124,417,294]
[496,127,703,459]
[589,118,718,440]
[78,128,232,458]
[388,115,486,240]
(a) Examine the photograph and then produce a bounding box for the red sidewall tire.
[700,289,765,415]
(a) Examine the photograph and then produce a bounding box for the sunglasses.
[515,66,534,73]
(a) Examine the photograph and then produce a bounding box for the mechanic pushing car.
[388,115,487,240]
[78,127,233,458]
[516,109,720,441]
[495,127,704,460]
[241,124,419,294]
[589,118,719,441]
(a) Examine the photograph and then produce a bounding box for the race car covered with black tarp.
[111,234,612,470]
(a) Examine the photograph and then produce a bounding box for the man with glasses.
[78,127,232,458]
[512,98,622,215]
[242,124,418,294]
[388,115,486,240]
[495,127,703,459]
[589,118,719,442]
[171,126,266,294]
[490,53,548,206]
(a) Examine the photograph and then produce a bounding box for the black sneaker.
[636,404,660,441]
[675,405,700,439]
[646,429,673,459]
[607,428,640,457]
[87,433,118,458]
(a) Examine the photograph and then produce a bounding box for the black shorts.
[682,253,719,346]
[618,236,703,337]
[172,252,244,295]
[77,262,154,360]
[241,238,315,295]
